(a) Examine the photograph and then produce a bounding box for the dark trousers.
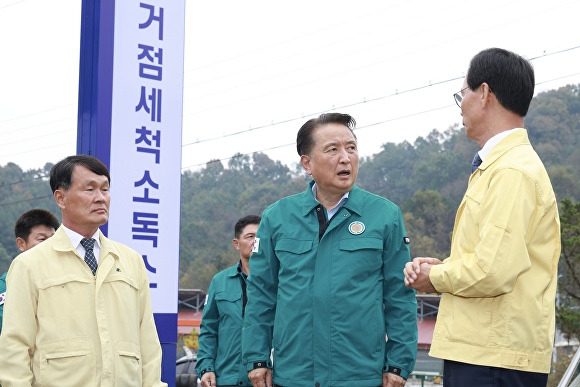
[443,360,548,387]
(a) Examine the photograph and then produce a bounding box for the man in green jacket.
[196,214,261,387]
[404,48,560,386]
[243,113,417,387]
[0,208,59,334]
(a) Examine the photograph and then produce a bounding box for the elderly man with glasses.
[404,48,561,387]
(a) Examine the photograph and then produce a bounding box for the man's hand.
[249,367,272,387]
[403,257,442,293]
[200,371,216,387]
[383,372,406,387]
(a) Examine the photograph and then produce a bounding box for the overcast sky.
[1,0,579,173]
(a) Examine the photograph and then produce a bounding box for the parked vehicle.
[176,348,201,387]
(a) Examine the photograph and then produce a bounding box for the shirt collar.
[478,128,521,160]
[311,183,350,220]
[236,260,248,279]
[61,224,101,249]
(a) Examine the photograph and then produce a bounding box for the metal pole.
[558,347,580,387]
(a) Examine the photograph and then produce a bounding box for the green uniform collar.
[300,180,363,217]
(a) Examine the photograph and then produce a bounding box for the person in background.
[0,208,60,334]
[196,214,261,387]
[0,155,166,386]
[243,113,417,387]
[404,48,560,387]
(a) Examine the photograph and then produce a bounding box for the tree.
[402,190,453,258]
[557,198,580,342]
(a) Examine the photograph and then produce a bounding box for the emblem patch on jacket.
[403,237,410,244]
[348,221,365,235]
[0,291,5,305]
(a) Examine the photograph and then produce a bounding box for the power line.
[0,0,26,11]
[0,175,47,188]
[182,43,580,148]
[0,103,75,125]
[180,0,556,115]
[180,68,580,171]
[183,1,409,75]
[0,194,53,208]
[181,103,454,170]
[182,75,463,147]
[536,72,580,86]
[2,46,579,178]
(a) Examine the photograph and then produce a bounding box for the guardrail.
[558,348,580,387]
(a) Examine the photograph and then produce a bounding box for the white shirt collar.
[311,183,350,220]
[478,128,522,160]
[62,224,101,247]
[62,224,101,262]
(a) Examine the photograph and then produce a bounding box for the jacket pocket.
[338,237,383,274]
[215,291,242,323]
[339,237,383,251]
[115,341,143,386]
[274,238,315,274]
[39,338,96,387]
[275,238,313,254]
[102,274,140,323]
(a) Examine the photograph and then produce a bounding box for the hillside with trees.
[0,84,578,295]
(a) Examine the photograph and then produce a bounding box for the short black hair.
[50,155,111,193]
[234,215,261,239]
[296,113,357,156]
[466,47,535,117]
[14,209,60,240]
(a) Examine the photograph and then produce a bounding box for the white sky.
[1,0,579,173]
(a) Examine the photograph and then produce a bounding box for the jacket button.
[315,383,320,387]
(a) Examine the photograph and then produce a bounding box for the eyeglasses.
[453,87,469,108]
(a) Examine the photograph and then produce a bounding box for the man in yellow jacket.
[404,48,560,387]
[0,155,166,387]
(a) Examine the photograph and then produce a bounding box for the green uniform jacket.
[0,271,6,333]
[243,183,417,387]
[196,263,252,386]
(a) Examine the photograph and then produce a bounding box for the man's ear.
[16,237,27,252]
[480,82,493,108]
[232,238,240,251]
[300,155,312,176]
[54,189,66,210]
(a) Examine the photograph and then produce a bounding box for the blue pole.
[77,1,176,385]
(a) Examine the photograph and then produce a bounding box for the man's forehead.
[242,224,259,233]
[72,166,109,184]
[29,225,56,235]
[315,124,355,140]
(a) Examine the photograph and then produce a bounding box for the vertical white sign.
[108,1,185,314]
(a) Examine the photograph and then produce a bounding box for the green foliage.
[526,84,580,199]
[0,84,578,294]
[402,190,454,258]
[178,152,307,289]
[557,198,580,341]
[0,162,60,274]
[357,125,478,208]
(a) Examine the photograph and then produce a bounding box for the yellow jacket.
[0,227,166,387]
[429,129,560,373]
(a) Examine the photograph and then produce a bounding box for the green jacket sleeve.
[383,209,417,379]
[242,214,276,371]
[0,272,6,334]
[195,278,218,375]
